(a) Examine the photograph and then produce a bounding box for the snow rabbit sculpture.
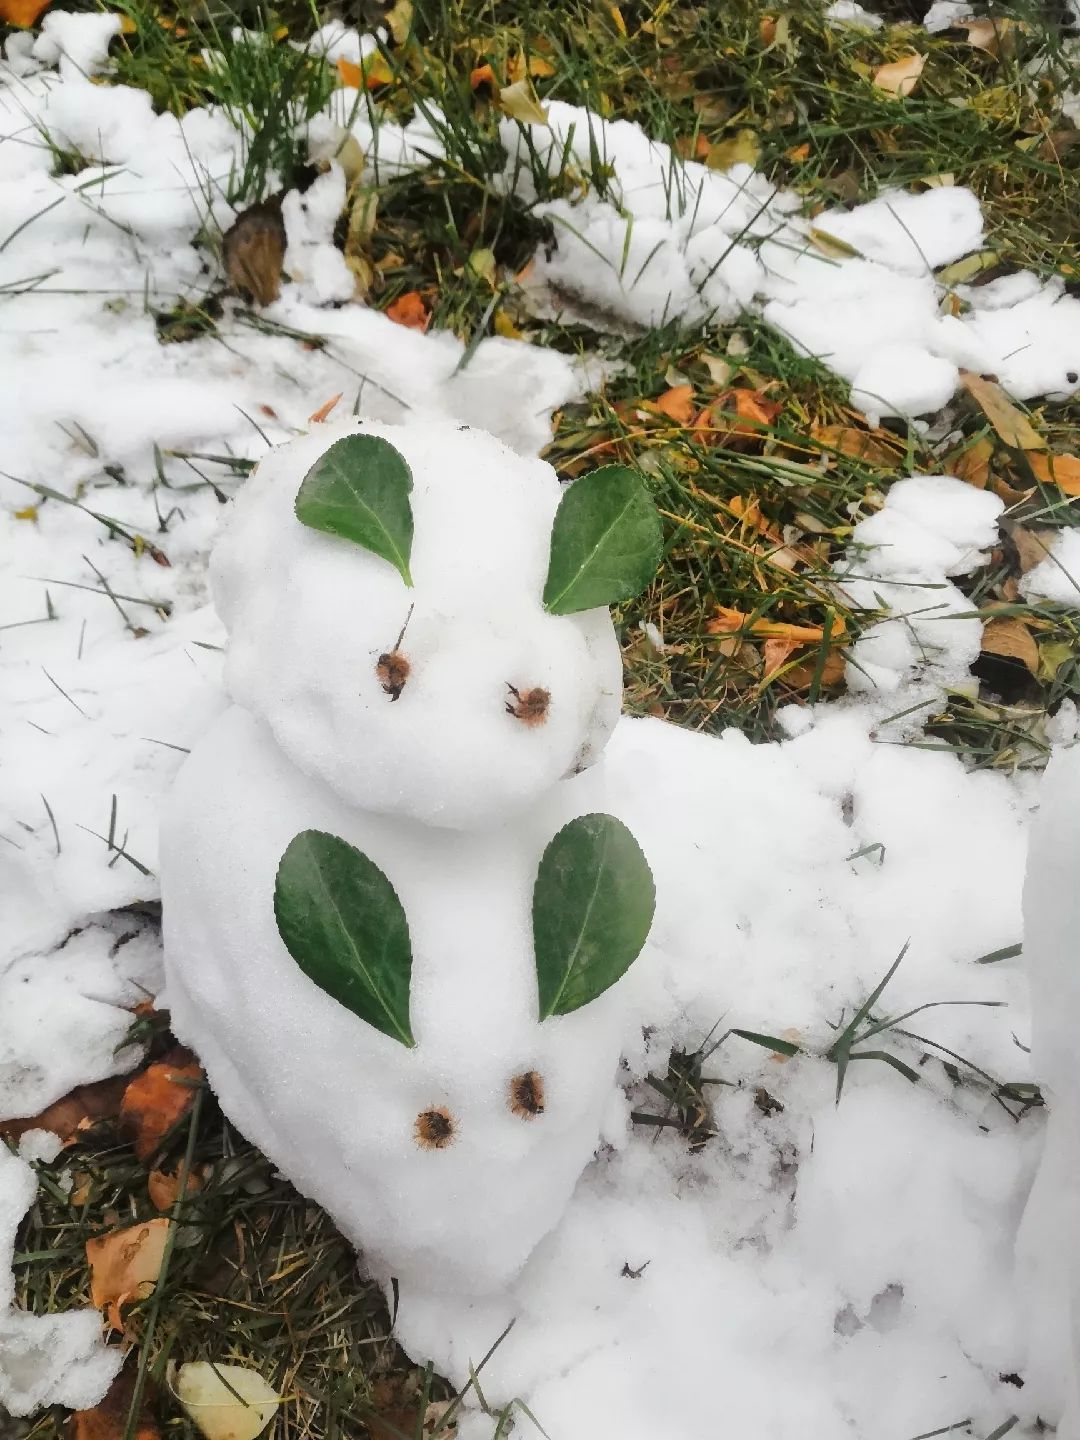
[162,419,663,1297]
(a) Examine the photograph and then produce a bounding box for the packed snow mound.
[212,420,623,828]
[1020,527,1080,605]
[502,104,1080,417]
[1018,741,1080,1436]
[162,704,626,1296]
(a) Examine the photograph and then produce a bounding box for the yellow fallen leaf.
[873,53,926,97]
[497,77,548,125]
[807,227,861,260]
[1027,452,1080,496]
[493,308,524,340]
[936,250,1000,286]
[87,1218,169,1332]
[950,435,994,489]
[960,370,1046,450]
[14,505,39,521]
[708,606,846,643]
[980,617,1039,676]
[811,424,902,466]
[175,1364,280,1440]
[706,129,760,171]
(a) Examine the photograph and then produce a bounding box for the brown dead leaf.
[960,370,1046,450]
[873,53,926,97]
[1006,522,1055,575]
[650,385,695,424]
[1,1075,128,1147]
[0,0,51,26]
[147,1166,202,1212]
[118,1050,201,1161]
[87,1218,169,1332]
[981,616,1039,676]
[762,635,802,679]
[308,393,342,424]
[386,291,430,331]
[223,199,285,308]
[811,424,902,466]
[951,435,994,490]
[1027,452,1080,496]
[70,1363,161,1440]
[785,649,848,692]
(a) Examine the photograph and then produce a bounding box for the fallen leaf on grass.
[88,1218,169,1332]
[308,393,342,424]
[708,606,846,643]
[649,385,695,424]
[386,291,430,331]
[951,435,994,489]
[336,54,395,89]
[1027,452,1080,495]
[497,76,548,125]
[118,1050,202,1161]
[695,388,782,445]
[811,424,902,465]
[148,1166,202,1212]
[223,199,285,308]
[784,649,848,692]
[0,1075,128,1147]
[706,129,761,170]
[71,1362,161,1440]
[872,53,926,97]
[962,17,1019,55]
[1006,522,1055,575]
[175,1363,280,1440]
[981,617,1039,676]
[0,0,50,25]
[960,370,1046,450]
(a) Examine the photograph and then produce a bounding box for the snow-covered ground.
[2,15,1078,1439]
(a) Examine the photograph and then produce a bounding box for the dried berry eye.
[506,685,550,727]
[509,1070,545,1119]
[414,1107,455,1149]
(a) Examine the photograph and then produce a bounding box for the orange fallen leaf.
[811,423,902,466]
[951,435,994,490]
[873,53,926,97]
[386,291,430,331]
[760,15,777,44]
[708,605,846,643]
[87,1218,169,1332]
[308,392,342,424]
[1027,452,1080,496]
[336,54,394,89]
[785,649,847,692]
[762,635,802,679]
[1007,522,1054,575]
[118,1050,202,1161]
[650,384,695,425]
[0,0,51,26]
[470,62,498,93]
[1,1075,129,1147]
[71,1363,161,1440]
[695,388,783,446]
[148,1166,202,1212]
[981,616,1039,676]
[786,142,811,162]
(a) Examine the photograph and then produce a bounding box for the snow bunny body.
[162,418,662,1296]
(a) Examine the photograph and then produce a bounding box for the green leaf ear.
[532,813,655,1019]
[542,465,663,615]
[274,829,415,1047]
[295,434,414,586]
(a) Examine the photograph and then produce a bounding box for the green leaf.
[294,434,414,585]
[543,465,663,615]
[274,829,415,1047]
[533,813,655,1019]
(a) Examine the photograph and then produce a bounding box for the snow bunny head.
[211,418,661,828]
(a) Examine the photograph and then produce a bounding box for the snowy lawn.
[2,0,1080,1438]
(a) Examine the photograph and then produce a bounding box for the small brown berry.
[377,650,410,701]
[506,685,550,727]
[414,1107,455,1149]
[509,1070,545,1119]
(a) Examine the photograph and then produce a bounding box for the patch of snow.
[826,1,885,29]
[0,1146,121,1415]
[923,0,976,31]
[1019,528,1080,604]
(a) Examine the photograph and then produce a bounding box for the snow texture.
[212,419,622,827]
[1019,526,1080,605]
[501,104,1080,417]
[1018,741,1080,1438]
[0,1146,122,1415]
[0,19,1072,1439]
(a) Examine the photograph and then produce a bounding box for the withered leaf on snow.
[960,370,1047,451]
[223,198,286,308]
[0,1075,128,1147]
[980,617,1040,676]
[385,291,431,331]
